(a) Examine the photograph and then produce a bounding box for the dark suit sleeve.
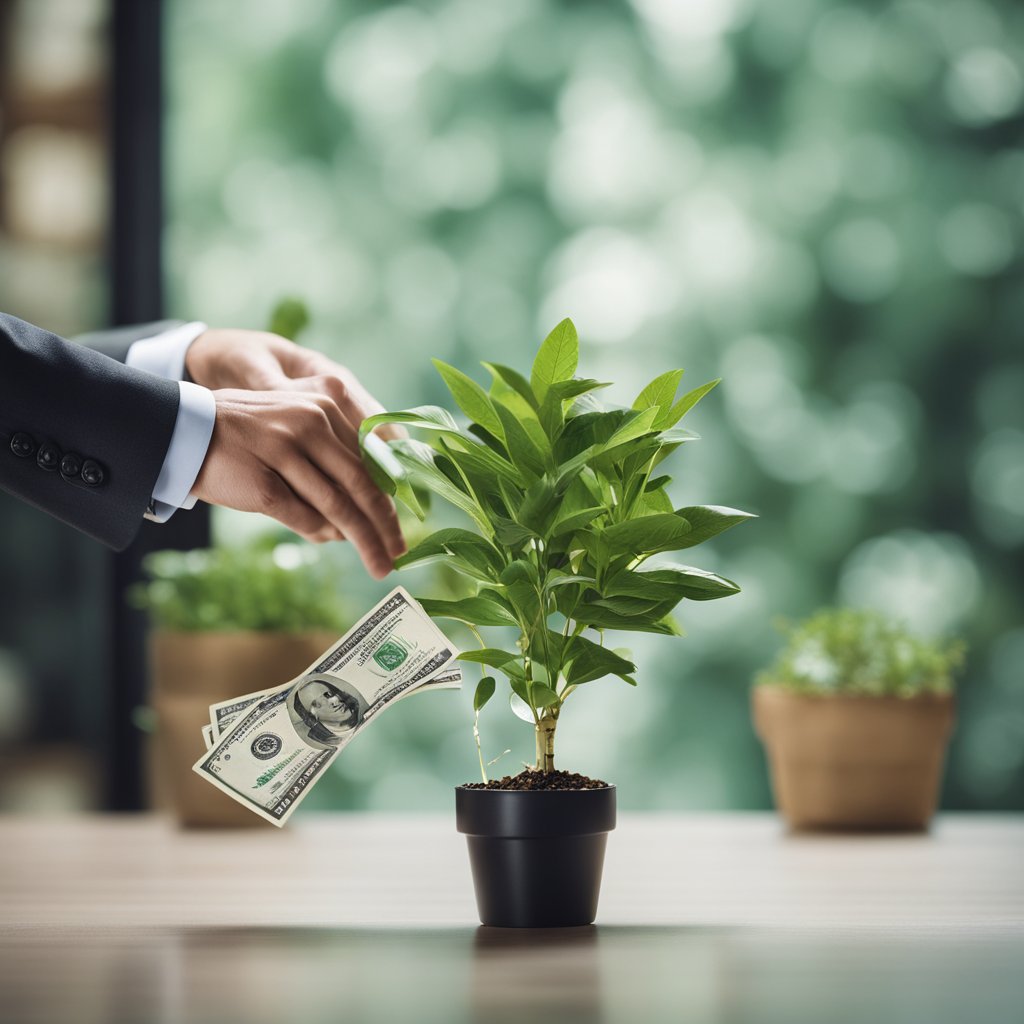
[73,320,183,364]
[0,313,181,551]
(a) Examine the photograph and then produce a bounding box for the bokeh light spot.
[541,228,676,345]
[971,429,1024,547]
[839,530,980,633]
[821,218,902,302]
[811,6,878,83]
[946,47,1023,126]
[938,203,1015,277]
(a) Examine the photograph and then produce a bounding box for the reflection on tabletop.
[1,925,1021,1024]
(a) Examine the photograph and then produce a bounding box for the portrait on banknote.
[289,676,368,749]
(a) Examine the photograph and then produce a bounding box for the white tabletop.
[1,812,1022,1023]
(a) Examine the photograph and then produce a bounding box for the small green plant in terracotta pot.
[360,318,753,926]
[131,542,349,827]
[753,608,964,831]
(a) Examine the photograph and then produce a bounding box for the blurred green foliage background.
[164,0,1023,811]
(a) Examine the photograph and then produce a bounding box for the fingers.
[293,369,408,443]
[198,385,402,577]
[252,467,343,545]
[304,423,406,563]
[275,453,395,579]
[287,392,407,563]
[303,398,406,559]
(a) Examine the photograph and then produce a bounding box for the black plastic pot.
[455,785,616,928]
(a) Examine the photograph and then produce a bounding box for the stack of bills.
[192,587,460,826]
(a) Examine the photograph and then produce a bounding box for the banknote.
[192,587,459,825]
[209,686,278,737]
[202,667,463,750]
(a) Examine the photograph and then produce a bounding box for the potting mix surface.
[462,770,609,791]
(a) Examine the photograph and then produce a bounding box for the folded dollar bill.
[200,669,464,751]
[192,587,460,826]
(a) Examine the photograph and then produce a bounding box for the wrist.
[184,328,292,391]
[183,329,219,387]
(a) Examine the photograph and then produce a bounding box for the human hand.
[185,328,406,442]
[191,388,405,579]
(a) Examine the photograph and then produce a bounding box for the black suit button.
[60,453,83,479]
[10,433,35,458]
[81,459,105,486]
[36,443,60,471]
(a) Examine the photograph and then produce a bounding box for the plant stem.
[473,711,488,784]
[535,714,557,772]
[466,623,486,651]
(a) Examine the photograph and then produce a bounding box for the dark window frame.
[107,0,210,810]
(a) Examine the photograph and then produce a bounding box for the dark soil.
[462,769,610,791]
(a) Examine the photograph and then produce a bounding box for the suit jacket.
[0,313,184,551]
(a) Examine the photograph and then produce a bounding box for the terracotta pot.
[752,684,956,831]
[148,630,336,828]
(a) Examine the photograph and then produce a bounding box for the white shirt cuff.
[126,321,207,381]
[127,321,215,523]
[145,381,217,523]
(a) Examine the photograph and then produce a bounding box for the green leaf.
[432,360,504,440]
[466,422,506,456]
[499,557,539,587]
[671,505,757,549]
[459,649,523,679]
[362,439,400,498]
[607,564,741,602]
[361,437,426,521]
[518,478,558,534]
[573,603,681,633]
[659,426,701,444]
[358,405,460,445]
[473,676,496,712]
[654,614,685,637]
[663,379,720,428]
[539,378,612,438]
[359,408,465,519]
[509,690,535,722]
[390,440,492,534]
[564,635,637,686]
[527,628,566,668]
[438,436,521,486]
[494,401,548,479]
[552,444,602,487]
[530,318,579,402]
[499,558,542,625]
[482,362,539,411]
[642,488,674,514]
[491,515,536,547]
[633,369,683,424]
[544,569,596,591]
[267,297,310,341]
[578,528,612,571]
[418,596,519,627]
[555,409,627,459]
[591,594,665,615]
[394,528,504,580]
[551,505,607,537]
[603,513,692,556]
[603,406,660,451]
[530,683,561,708]
[548,378,612,402]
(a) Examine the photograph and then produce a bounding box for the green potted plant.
[360,318,753,926]
[132,541,349,827]
[753,608,963,831]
